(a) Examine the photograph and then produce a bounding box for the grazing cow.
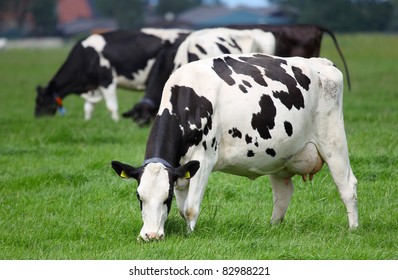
[35,28,190,121]
[123,27,276,125]
[123,24,351,125]
[112,53,358,241]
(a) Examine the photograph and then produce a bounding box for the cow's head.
[35,85,62,117]
[111,159,200,241]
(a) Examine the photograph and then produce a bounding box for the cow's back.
[98,29,190,90]
[160,54,343,177]
[173,28,275,68]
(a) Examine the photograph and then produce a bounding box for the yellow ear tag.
[184,171,191,179]
[120,170,128,178]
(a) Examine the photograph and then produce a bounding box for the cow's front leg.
[82,90,103,120]
[174,178,189,220]
[269,174,294,224]
[182,161,212,232]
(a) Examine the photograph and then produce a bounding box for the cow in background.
[122,27,276,125]
[35,28,190,121]
[123,24,351,126]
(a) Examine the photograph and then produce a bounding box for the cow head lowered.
[35,85,62,117]
[111,159,200,241]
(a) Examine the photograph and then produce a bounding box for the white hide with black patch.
[173,27,276,71]
[80,29,190,121]
[112,53,358,241]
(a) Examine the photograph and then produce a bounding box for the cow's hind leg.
[317,118,358,229]
[269,175,294,224]
[323,150,358,229]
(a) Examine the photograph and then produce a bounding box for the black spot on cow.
[101,30,165,80]
[228,127,242,139]
[145,108,183,167]
[228,38,242,52]
[239,79,254,93]
[170,85,213,134]
[212,56,269,88]
[242,80,252,88]
[266,148,276,157]
[251,94,276,140]
[212,58,235,86]
[284,121,293,137]
[254,137,259,147]
[169,85,213,156]
[188,52,200,62]
[202,141,207,151]
[292,66,311,90]
[245,134,252,144]
[211,138,218,151]
[211,137,216,148]
[247,150,255,157]
[84,47,114,88]
[239,84,248,93]
[195,44,207,55]
[240,54,305,110]
[216,43,231,54]
[224,56,268,87]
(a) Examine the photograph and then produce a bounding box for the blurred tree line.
[0,0,397,37]
[0,0,57,36]
[94,0,145,29]
[270,0,396,31]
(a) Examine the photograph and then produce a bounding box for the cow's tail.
[320,27,351,91]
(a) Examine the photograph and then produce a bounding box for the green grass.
[0,34,397,260]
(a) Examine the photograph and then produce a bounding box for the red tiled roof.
[58,0,93,24]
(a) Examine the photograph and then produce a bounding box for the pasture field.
[0,34,397,260]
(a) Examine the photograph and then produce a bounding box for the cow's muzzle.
[137,231,165,242]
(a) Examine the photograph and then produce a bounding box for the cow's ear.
[174,161,200,179]
[111,161,141,180]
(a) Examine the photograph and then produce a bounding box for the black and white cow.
[35,28,190,121]
[123,24,351,125]
[112,53,358,241]
[122,27,276,125]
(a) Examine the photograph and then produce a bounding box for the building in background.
[0,0,117,37]
[57,0,117,36]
